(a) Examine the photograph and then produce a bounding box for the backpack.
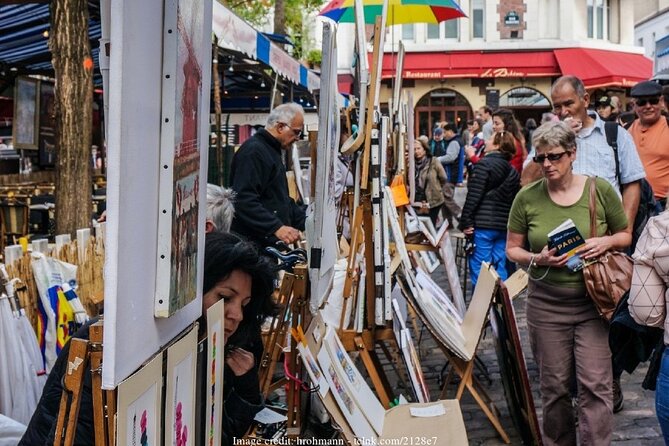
[603,121,660,252]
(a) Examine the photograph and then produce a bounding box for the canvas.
[102,0,210,387]
[205,299,224,446]
[155,0,208,317]
[322,327,385,435]
[165,325,198,446]
[117,353,163,446]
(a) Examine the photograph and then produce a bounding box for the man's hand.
[275,225,301,244]
[226,348,255,376]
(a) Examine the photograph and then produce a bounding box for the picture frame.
[116,352,163,446]
[165,324,198,446]
[205,299,224,446]
[13,76,40,150]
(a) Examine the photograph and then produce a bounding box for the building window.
[427,24,440,39]
[445,19,458,39]
[426,20,459,40]
[587,0,607,39]
[402,24,414,40]
[472,0,484,38]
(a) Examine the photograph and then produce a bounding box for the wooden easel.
[54,320,116,446]
[407,265,511,444]
[258,263,310,437]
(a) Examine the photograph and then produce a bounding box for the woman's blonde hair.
[531,121,577,152]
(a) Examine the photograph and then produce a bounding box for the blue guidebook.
[547,219,586,272]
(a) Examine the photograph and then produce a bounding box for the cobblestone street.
[408,267,665,445]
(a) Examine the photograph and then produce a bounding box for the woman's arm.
[507,230,568,268]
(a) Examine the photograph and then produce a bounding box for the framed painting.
[116,353,163,446]
[205,299,224,446]
[165,324,198,446]
[13,76,40,150]
[155,0,209,317]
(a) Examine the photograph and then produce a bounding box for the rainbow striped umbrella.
[319,0,466,25]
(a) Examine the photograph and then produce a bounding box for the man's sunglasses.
[533,151,571,164]
[279,122,303,138]
[635,97,661,107]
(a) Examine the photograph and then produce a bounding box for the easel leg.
[54,338,90,446]
[355,335,391,408]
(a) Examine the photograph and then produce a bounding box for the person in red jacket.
[492,108,527,174]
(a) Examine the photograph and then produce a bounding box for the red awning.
[379,48,653,89]
[553,48,653,89]
[380,50,561,80]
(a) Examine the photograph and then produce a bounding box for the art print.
[323,327,385,435]
[401,329,430,403]
[206,299,224,446]
[165,326,198,446]
[317,343,376,440]
[156,0,207,316]
[117,353,163,446]
[38,81,56,166]
[297,342,329,397]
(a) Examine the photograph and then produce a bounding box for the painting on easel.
[165,325,198,446]
[117,353,163,446]
[156,0,208,317]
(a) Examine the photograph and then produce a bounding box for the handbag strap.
[588,176,597,238]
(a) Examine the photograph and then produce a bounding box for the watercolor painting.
[297,342,329,397]
[117,354,163,446]
[165,326,198,446]
[206,299,224,446]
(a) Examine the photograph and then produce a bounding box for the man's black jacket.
[230,129,306,246]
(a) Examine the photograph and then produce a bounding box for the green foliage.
[305,49,322,67]
[222,0,319,61]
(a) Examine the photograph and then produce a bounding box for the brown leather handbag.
[582,177,633,321]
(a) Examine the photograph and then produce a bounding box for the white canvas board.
[320,258,352,329]
[116,353,163,446]
[309,21,339,308]
[297,342,330,397]
[323,327,385,435]
[317,343,376,440]
[103,0,211,388]
[165,326,198,446]
[385,187,412,272]
[415,268,463,324]
[205,299,224,446]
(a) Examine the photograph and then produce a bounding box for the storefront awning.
[553,48,652,89]
[380,50,561,80]
[212,2,319,92]
[379,48,652,89]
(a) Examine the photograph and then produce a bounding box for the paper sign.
[409,404,446,418]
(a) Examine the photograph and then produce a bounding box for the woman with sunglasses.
[459,131,519,287]
[506,121,630,445]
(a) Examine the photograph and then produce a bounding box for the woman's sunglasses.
[533,151,571,164]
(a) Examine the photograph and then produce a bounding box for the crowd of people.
[11,77,669,445]
[413,75,669,444]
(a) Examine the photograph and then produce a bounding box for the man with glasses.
[627,80,669,210]
[230,103,306,247]
[551,75,646,414]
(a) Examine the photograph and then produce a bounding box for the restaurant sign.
[403,67,528,79]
